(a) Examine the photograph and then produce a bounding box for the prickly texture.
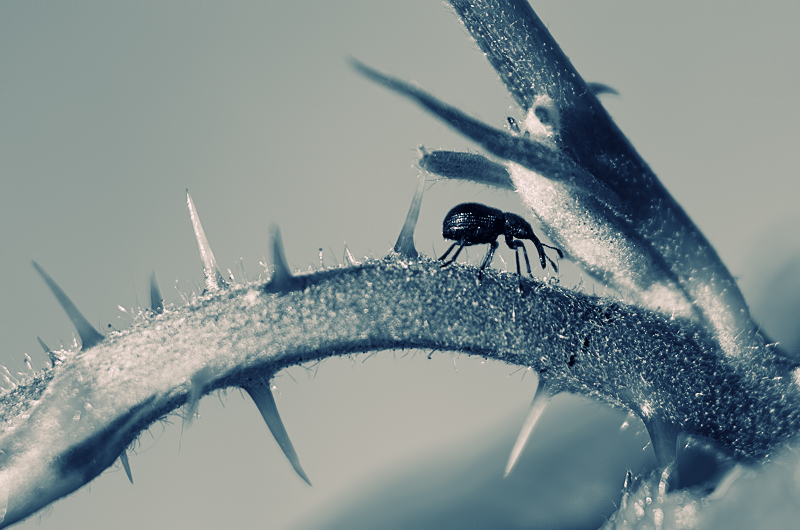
[0,257,798,526]
[0,1,794,527]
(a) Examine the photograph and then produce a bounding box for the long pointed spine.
[393,172,426,258]
[504,377,553,477]
[150,272,163,314]
[641,413,679,470]
[37,336,61,366]
[32,261,104,350]
[186,190,227,293]
[185,366,213,424]
[264,225,303,294]
[343,243,358,266]
[119,450,134,484]
[243,382,312,486]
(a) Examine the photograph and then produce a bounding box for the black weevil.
[439,203,563,280]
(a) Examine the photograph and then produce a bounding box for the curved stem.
[0,257,797,526]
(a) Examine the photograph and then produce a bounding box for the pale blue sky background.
[1,2,798,528]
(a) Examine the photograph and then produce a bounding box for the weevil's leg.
[510,241,532,276]
[518,242,533,276]
[505,236,532,275]
[511,245,524,291]
[440,242,466,267]
[543,252,559,273]
[504,235,521,276]
[505,240,525,290]
[438,242,459,263]
[478,240,499,279]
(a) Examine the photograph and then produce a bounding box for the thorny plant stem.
[0,1,795,527]
[0,258,798,526]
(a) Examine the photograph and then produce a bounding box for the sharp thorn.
[150,272,164,314]
[243,382,312,486]
[186,190,227,293]
[393,172,426,258]
[504,377,553,477]
[264,225,303,294]
[343,243,358,266]
[587,82,619,96]
[640,412,679,469]
[37,336,52,354]
[185,366,213,424]
[32,261,104,350]
[38,336,62,366]
[119,450,134,484]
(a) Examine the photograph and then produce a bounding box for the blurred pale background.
[1,2,798,528]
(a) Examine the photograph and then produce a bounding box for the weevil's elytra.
[438,203,563,284]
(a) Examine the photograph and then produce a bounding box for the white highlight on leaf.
[507,162,695,318]
[522,94,560,145]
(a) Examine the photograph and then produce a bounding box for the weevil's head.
[504,212,536,240]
